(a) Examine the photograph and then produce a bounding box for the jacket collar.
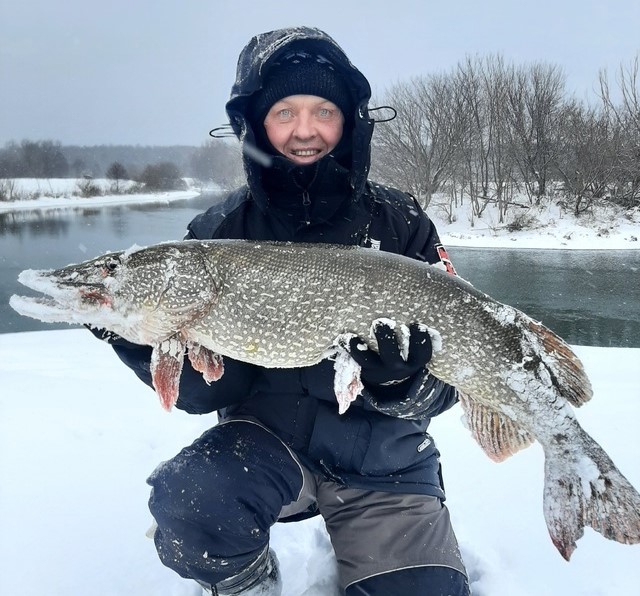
[256,154,353,226]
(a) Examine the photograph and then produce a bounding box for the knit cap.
[250,51,354,123]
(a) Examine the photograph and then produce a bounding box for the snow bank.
[0,178,200,212]
[2,181,638,250]
[430,196,640,250]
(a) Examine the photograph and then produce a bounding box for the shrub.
[139,161,186,191]
[75,179,102,198]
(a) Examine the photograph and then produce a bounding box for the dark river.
[1,195,639,347]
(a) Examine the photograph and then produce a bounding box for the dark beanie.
[250,51,354,123]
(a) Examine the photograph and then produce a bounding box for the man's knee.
[148,420,302,530]
[146,420,304,584]
[346,566,470,596]
[147,430,248,531]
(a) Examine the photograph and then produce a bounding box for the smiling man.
[98,27,470,596]
[263,94,344,165]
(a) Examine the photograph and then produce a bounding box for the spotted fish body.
[10,239,640,560]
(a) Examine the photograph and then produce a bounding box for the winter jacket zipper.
[302,190,311,225]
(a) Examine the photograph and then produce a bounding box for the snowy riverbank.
[0,178,204,212]
[430,196,640,251]
[1,178,639,250]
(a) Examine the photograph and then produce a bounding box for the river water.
[1,195,639,347]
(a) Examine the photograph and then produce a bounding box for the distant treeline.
[0,139,244,189]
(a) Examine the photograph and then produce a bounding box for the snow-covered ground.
[1,182,639,595]
[1,333,638,596]
[428,195,640,251]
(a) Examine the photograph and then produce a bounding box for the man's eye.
[278,109,292,118]
[318,107,340,120]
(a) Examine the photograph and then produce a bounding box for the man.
[103,27,470,595]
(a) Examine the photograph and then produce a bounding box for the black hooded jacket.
[113,27,458,499]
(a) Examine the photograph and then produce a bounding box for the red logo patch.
[436,244,457,276]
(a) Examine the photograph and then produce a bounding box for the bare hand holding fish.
[10,238,640,560]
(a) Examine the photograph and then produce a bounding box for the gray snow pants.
[148,418,470,595]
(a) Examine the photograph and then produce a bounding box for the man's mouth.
[290,149,322,157]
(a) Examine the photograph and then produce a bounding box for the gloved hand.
[346,320,454,419]
[347,320,432,387]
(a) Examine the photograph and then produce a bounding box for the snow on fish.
[9,238,640,560]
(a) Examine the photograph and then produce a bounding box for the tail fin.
[543,424,640,560]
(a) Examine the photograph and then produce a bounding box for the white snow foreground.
[1,330,639,595]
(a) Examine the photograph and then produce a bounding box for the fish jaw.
[10,244,217,345]
[10,268,115,326]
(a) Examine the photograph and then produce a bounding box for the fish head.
[10,242,218,344]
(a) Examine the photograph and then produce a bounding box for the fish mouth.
[10,269,111,324]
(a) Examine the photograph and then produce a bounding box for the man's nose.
[293,113,316,139]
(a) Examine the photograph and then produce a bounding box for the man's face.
[263,95,344,165]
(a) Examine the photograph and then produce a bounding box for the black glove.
[347,321,432,387]
[346,321,455,419]
[85,325,133,347]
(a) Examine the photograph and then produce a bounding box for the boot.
[199,547,282,596]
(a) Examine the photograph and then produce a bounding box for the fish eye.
[104,256,120,272]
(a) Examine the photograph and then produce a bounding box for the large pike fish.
[9,239,640,559]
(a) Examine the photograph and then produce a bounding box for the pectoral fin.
[187,343,224,384]
[332,337,364,414]
[459,392,534,462]
[150,336,186,411]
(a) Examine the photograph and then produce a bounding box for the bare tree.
[483,57,520,222]
[371,73,466,207]
[140,161,185,191]
[189,140,243,189]
[505,63,566,201]
[453,56,490,223]
[553,102,616,214]
[446,55,521,224]
[106,161,129,193]
[370,51,637,224]
[599,54,640,206]
[0,140,69,178]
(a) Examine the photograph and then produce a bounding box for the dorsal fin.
[459,392,534,462]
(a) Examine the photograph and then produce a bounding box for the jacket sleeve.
[403,195,451,267]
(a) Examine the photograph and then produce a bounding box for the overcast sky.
[1,0,638,147]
